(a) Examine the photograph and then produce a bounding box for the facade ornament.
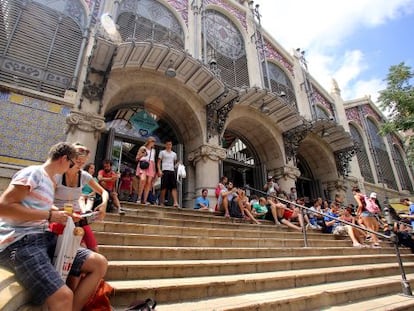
[66,110,106,138]
[334,145,357,177]
[206,88,240,141]
[326,179,347,192]
[82,79,105,101]
[282,120,313,163]
[272,165,301,181]
[188,144,226,164]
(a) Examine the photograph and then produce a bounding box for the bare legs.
[48,252,108,311]
[137,174,153,204]
[160,188,178,207]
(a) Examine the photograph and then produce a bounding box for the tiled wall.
[0,91,70,164]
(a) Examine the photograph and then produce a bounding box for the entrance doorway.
[296,155,323,202]
[221,131,264,191]
[95,106,183,205]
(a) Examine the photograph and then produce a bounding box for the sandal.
[224,213,230,218]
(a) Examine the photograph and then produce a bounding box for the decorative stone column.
[65,110,106,158]
[272,165,301,193]
[326,178,348,202]
[188,144,226,209]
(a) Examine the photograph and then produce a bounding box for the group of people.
[0,142,108,310]
[0,136,187,309]
[206,176,414,250]
[79,137,182,211]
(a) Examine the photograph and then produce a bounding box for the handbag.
[139,149,151,170]
[52,217,84,281]
[139,160,150,170]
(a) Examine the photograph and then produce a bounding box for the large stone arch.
[225,105,285,171]
[297,133,338,198]
[102,69,205,151]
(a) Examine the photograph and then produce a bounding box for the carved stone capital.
[326,179,348,192]
[188,145,226,164]
[272,165,301,181]
[66,111,106,138]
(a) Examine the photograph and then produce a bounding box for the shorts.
[333,225,348,236]
[0,232,90,305]
[161,170,177,190]
[361,211,377,217]
[283,209,294,220]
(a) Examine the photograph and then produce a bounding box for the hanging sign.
[129,110,159,136]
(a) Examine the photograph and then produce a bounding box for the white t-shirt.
[158,150,177,171]
[54,171,92,212]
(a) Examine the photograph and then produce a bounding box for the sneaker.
[136,200,141,204]
[118,208,126,215]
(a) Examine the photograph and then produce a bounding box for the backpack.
[82,279,114,311]
[364,195,380,214]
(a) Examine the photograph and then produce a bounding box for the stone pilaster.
[65,110,106,158]
[188,144,226,209]
[272,165,301,193]
[325,178,348,202]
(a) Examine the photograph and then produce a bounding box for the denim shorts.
[0,231,90,305]
[361,211,376,217]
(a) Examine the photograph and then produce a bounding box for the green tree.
[378,62,414,164]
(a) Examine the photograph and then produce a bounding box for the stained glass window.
[393,144,413,192]
[263,62,296,108]
[349,124,375,184]
[203,10,249,88]
[366,119,397,189]
[117,0,184,49]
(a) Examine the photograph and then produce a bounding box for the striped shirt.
[0,165,54,251]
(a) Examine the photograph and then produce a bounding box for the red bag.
[82,279,114,311]
[215,185,221,198]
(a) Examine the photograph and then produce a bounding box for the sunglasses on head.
[76,147,90,156]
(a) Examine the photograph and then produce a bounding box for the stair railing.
[244,185,413,297]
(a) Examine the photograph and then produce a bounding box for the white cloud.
[257,0,414,100]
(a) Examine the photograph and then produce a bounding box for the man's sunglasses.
[69,158,75,168]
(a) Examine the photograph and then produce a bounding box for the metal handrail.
[244,185,413,296]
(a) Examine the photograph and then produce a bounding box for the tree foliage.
[378,62,414,164]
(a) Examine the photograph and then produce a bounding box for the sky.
[257,0,414,104]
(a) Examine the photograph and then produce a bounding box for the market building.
[0,0,413,206]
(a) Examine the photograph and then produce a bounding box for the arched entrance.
[221,131,260,189]
[95,105,184,205]
[297,135,339,201]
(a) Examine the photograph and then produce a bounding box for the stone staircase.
[101,204,414,310]
[2,203,414,310]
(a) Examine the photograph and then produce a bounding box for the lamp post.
[249,1,272,92]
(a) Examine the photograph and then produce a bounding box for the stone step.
[0,278,30,311]
[132,273,414,311]
[322,293,414,310]
[92,221,340,240]
[108,263,414,306]
[106,254,413,280]
[94,231,353,248]
[99,245,407,261]
[104,212,282,231]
